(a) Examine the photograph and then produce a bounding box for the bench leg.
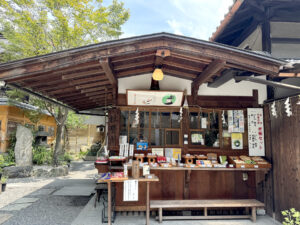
[204,207,207,216]
[251,207,256,222]
[159,208,162,223]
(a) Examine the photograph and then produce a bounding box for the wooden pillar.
[182,108,189,155]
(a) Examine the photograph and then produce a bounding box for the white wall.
[118,74,192,94]
[238,25,262,51]
[118,74,267,104]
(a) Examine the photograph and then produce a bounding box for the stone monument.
[15,125,33,166]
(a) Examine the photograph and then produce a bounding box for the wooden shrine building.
[0,33,291,222]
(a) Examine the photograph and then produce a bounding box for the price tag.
[254,165,259,168]
[229,164,234,168]
[241,165,245,168]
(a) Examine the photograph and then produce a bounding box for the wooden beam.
[163,68,197,80]
[192,59,226,100]
[49,87,77,95]
[163,61,204,73]
[99,57,117,86]
[81,86,112,94]
[192,59,226,87]
[279,73,300,77]
[85,89,113,97]
[155,49,171,65]
[114,60,154,71]
[62,69,104,80]
[75,80,111,90]
[111,51,155,63]
[34,82,71,92]
[69,75,107,85]
[117,67,153,78]
[208,69,236,88]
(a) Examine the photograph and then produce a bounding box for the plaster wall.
[118,73,267,104]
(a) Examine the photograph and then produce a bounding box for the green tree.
[0,0,129,165]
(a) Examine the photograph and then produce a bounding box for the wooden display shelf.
[110,166,270,172]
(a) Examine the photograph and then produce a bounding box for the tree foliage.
[0,0,129,165]
[0,0,129,62]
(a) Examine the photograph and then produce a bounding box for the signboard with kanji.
[247,108,265,156]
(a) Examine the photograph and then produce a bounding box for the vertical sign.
[247,108,265,156]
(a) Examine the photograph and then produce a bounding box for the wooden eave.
[0,33,284,111]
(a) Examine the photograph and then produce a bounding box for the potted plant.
[1,175,8,192]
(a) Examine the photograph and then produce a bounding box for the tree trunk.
[53,107,68,166]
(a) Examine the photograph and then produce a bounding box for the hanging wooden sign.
[247,108,265,156]
[127,90,183,106]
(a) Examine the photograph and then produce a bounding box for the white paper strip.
[247,108,265,156]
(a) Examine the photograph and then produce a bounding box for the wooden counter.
[111,166,269,211]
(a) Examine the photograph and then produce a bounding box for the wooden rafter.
[75,80,111,90]
[192,59,226,101]
[99,57,117,86]
[69,75,107,85]
[81,86,112,94]
[62,69,103,80]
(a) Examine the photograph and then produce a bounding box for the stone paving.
[0,161,283,225]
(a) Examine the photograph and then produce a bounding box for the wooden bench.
[150,199,264,223]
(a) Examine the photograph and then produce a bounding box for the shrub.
[282,208,300,225]
[1,175,8,183]
[32,146,52,165]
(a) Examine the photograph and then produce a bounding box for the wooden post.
[159,208,162,223]
[251,207,256,222]
[108,181,112,225]
[204,207,208,216]
[183,169,191,199]
[146,181,150,225]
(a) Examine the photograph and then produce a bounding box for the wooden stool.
[183,155,195,164]
[147,155,157,164]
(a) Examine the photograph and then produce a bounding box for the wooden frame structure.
[0,33,283,112]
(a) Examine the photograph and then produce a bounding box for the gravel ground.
[0,161,98,225]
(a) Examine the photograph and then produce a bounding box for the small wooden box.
[147,155,157,164]
[183,155,195,164]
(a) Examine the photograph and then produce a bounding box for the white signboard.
[123,180,139,201]
[247,108,265,156]
[127,90,183,106]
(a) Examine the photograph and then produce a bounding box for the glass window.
[171,112,180,128]
[129,111,138,128]
[139,112,149,128]
[205,130,219,147]
[189,112,199,129]
[191,131,205,145]
[166,130,180,145]
[129,128,138,144]
[161,112,170,128]
[210,112,219,129]
[150,129,164,146]
[139,128,149,142]
[120,111,128,128]
[151,112,160,128]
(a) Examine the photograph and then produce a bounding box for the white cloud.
[166,0,233,40]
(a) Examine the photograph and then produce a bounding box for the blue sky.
[105,0,233,40]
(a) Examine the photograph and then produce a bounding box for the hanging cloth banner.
[247,108,265,156]
[123,180,139,201]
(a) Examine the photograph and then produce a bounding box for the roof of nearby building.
[0,32,285,111]
[0,97,51,115]
[210,0,300,45]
